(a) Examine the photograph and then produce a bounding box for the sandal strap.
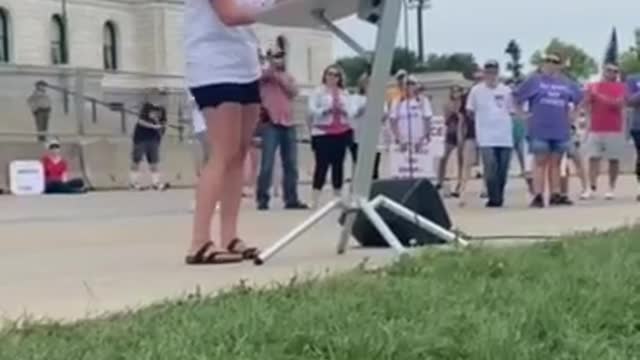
[185,241,213,264]
[227,238,258,259]
[227,238,245,252]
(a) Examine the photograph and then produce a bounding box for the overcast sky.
[333,0,639,69]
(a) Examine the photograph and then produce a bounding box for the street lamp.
[61,0,68,63]
[405,0,431,62]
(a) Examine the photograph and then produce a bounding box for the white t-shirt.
[190,97,207,134]
[184,0,262,87]
[389,97,433,144]
[466,82,514,147]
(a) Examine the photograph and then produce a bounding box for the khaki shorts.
[585,132,625,160]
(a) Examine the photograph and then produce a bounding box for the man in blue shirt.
[627,74,640,201]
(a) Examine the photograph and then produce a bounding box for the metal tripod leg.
[371,195,469,247]
[254,198,343,265]
[358,198,408,254]
[337,212,355,255]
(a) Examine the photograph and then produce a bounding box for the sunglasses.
[605,67,620,73]
[326,71,340,77]
[544,58,561,65]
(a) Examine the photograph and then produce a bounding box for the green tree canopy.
[336,48,423,87]
[420,53,478,79]
[530,38,598,80]
[336,48,478,87]
[620,48,640,75]
[505,39,524,82]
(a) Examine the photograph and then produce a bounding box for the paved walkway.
[1,177,639,323]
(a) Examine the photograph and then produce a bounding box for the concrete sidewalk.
[1,177,639,323]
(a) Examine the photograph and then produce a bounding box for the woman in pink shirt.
[307,65,354,208]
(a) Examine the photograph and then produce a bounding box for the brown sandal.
[185,242,243,265]
[227,238,259,260]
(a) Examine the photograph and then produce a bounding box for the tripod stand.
[254,0,468,265]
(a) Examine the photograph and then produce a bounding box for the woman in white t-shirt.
[184,0,280,264]
[388,76,433,152]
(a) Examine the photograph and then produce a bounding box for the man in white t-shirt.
[466,60,514,207]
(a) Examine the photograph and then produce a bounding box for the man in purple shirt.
[627,74,640,200]
[513,53,583,208]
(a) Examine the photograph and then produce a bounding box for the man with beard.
[255,41,308,210]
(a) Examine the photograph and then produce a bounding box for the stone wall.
[0,0,333,86]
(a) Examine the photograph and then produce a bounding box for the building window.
[0,8,9,63]
[103,21,117,70]
[50,14,68,65]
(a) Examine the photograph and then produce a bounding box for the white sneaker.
[604,191,615,200]
[579,190,592,200]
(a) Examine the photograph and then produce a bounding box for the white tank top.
[184,0,262,87]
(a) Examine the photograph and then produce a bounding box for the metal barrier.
[41,82,188,140]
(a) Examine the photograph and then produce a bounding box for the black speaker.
[344,178,451,247]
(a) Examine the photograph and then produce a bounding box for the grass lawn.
[2,228,640,360]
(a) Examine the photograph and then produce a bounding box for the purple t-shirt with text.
[627,74,640,130]
[514,73,583,141]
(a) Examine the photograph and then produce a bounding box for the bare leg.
[532,154,548,196]
[437,144,454,187]
[243,146,260,197]
[219,104,260,248]
[455,140,464,192]
[588,157,601,192]
[190,104,244,254]
[570,156,588,193]
[515,141,526,176]
[548,153,563,195]
[457,140,474,206]
[608,159,619,195]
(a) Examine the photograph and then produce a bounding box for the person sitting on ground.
[41,139,86,194]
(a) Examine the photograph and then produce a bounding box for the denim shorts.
[528,138,571,155]
[190,81,261,110]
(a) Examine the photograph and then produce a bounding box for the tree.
[505,40,524,82]
[420,53,478,79]
[620,48,640,75]
[603,28,619,65]
[336,50,478,86]
[635,28,640,58]
[530,38,598,80]
[336,55,370,87]
[336,48,423,86]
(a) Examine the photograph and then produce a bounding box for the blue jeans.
[480,147,512,206]
[256,123,301,206]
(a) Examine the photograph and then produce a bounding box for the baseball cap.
[543,53,562,64]
[47,138,60,149]
[483,60,500,69]
[395,69,408,79]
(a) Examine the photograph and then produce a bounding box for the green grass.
[3,229,640,360]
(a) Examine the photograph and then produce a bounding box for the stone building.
[0,0,334,135]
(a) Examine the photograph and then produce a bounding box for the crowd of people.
[184,50,640,216]
[180,0,640,263]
